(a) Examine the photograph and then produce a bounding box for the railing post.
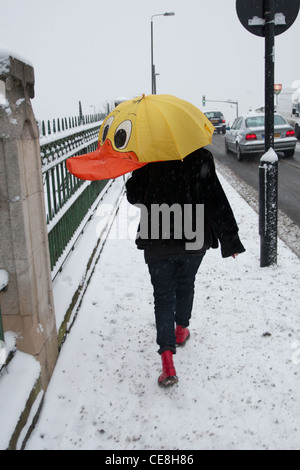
[0,50,58,388]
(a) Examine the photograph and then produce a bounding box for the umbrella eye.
[114,120,132,150]
[101,116,115,143]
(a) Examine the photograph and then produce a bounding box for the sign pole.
[259,0,278,267]
[264,0,275,152]
[236,0,300,268]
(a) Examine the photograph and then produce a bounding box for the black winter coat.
[126,148,245,263]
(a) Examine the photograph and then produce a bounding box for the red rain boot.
[175,325,190,346]
[158,350,178,387]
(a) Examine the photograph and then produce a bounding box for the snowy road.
[25,172,300,450]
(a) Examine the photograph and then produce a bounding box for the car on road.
[224,113,297,160]
[204,111,226,134]
[276,82,300,140]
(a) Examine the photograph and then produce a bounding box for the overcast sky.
[1,0,299,123]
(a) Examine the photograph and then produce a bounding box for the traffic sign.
[236,0,300,37]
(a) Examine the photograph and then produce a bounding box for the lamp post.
[227,99,239,120]
[151,12,175,94]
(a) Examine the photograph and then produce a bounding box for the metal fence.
[40,113,109,279]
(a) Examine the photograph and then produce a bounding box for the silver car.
[225,113,297,160]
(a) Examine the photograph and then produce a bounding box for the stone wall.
[0,52,58,389]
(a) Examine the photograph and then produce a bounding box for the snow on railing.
[39,112,106,141]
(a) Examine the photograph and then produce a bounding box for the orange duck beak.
[66,139,147,181]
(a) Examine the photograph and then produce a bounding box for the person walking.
[126,147,245,387]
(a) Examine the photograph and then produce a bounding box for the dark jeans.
[147,255,204,355]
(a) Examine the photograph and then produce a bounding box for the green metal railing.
[40,113,109,279]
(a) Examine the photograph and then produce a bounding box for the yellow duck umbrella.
[66,94,215,181]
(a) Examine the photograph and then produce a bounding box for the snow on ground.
[0,269,9,291]
[25,172,300,450]
[0,351,41,450]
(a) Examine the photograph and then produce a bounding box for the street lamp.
[151,12,175,94]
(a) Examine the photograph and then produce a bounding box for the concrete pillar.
[0,52,58,389]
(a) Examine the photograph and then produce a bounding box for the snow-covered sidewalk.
[25,172,300,450]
